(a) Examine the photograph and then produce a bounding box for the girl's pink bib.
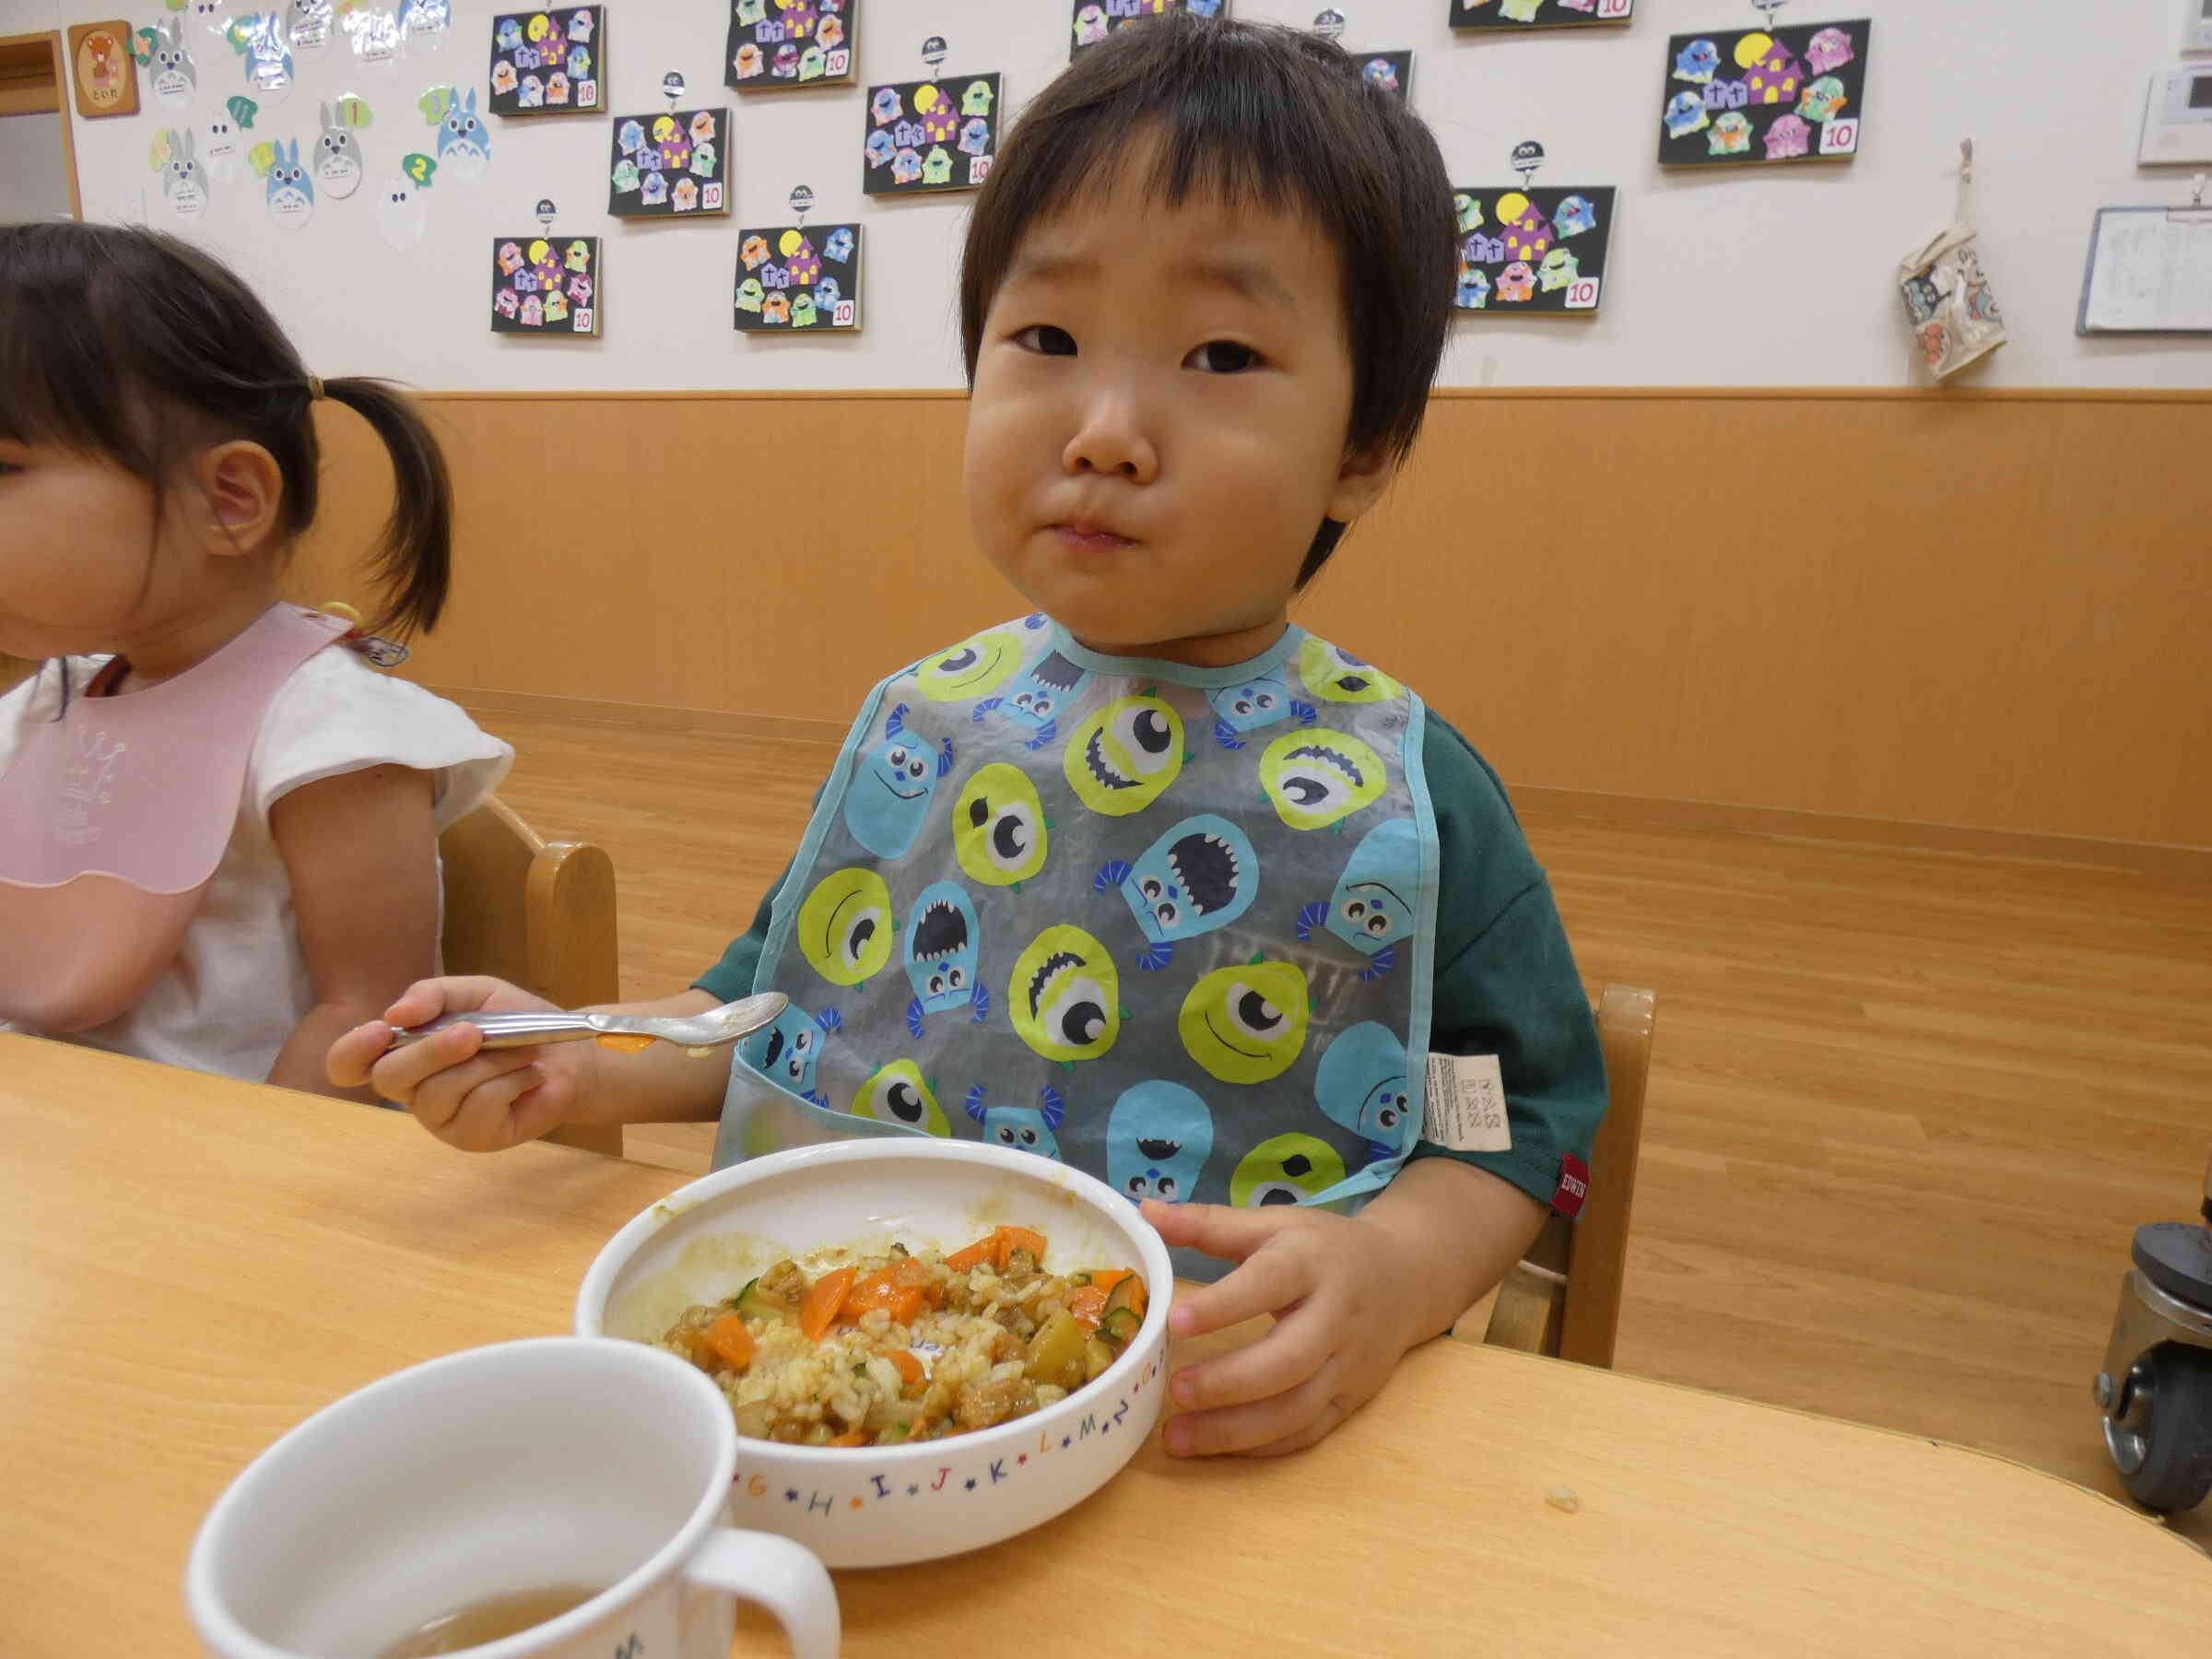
[0,605,347,1031]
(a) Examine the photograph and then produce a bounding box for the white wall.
[5,0,2207,389]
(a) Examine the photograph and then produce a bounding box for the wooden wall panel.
[294,389,2212,851]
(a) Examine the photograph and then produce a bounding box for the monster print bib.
[716,617,1442,1219]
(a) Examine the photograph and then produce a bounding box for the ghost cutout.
[1537,248,1578,291]
[961,78,994,117]
[1797,76,1848,123]
[791,292,818,327]
[1673,39,1720,84]
[1708,111,1753,155]
[734,42,763,78]
[865,129,895,168]
[1553,195,1597,239]
[762,292,791,324]
[823,226,855,263]
[735,276,765,313]
[1454,265,1489,310]
[1764,113,1812,160]
[1805,27,1853,75]
[891,148,922,184]
[959,117,991,158]
[871,86,902,125]
[815,276,841,308]
[377,177,427,248]
[921,147,953,186]
[1663,90,1710,139]
[1496,262,1535,302]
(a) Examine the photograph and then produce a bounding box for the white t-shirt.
[0,647,512,1081]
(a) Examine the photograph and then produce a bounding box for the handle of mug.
[686,1528,841,1658]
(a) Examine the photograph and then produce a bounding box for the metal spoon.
[386,992,788,1053]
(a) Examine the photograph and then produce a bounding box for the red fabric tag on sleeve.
[1551,1153,1590,1219]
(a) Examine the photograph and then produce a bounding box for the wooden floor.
[473,705,2212,1548]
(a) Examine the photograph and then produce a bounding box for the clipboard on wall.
[2076,205,2212,334]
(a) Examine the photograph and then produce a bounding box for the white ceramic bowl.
[575,1140,1172,1569]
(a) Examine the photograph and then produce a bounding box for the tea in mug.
[379,1584,604,1656]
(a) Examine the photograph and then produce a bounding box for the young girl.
[0,223,510,1100]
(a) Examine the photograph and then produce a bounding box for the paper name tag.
[1421,1052,1512,1153]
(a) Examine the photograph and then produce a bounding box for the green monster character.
[795,866,894,986]
[913,627,1027,702]
[1230,1133,1347,1206]
[951,762,1049,888]
[1179,959,1310,1084]
[1297,637,1403,703]
[1259,728,1387,831]
[850,1059,950,1136]
[1008,924,1120,1064]
[790,291,818,326]
[1063,691,1185,816]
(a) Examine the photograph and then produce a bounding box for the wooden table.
[6,1036,2206,1656]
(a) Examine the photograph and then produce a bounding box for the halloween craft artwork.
[69,22,141,119]
[488,6,604,115]
[1353,48,1411,103]
[608,106,730,217]
[727,0,856,89]
[1658,18,1870,167]
[149,126,210,219]
[735,221,863,332]
[863,72,1001,196]
[1070,0,1224,57]
[492,230,601,335]
[1450,0,1633,29]
[1450,184,1616,314]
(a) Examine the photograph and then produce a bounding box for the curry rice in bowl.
[576,1139,1174,1568]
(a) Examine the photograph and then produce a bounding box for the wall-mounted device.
[2141,63,2212,163]
[2184,0,2212,53]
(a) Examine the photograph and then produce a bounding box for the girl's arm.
[268,762,441,1101]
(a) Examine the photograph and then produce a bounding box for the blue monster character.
[1456,265,1491,310]
[1313,1021,1418,1165]
[972,649,1088,750]
[1106,1082,1214,1204]
[823,225,855,263]
[495,16,524,50]
[1296,817,1418,979]
[864,128,895,169]
[964,1083,1066,1160]
[616,116,645,153]
[902,880,989,1036]
[843,701,954,859]
[1554,194,1598,239]
[742,1004,841,1108]
[1093,813,1259,971]
[639,170,668,206]
[265,138,313,225]
[1673,38,1721,84]
[958,116,991,158]
[436,88,489,179]
[816,277,841,309]
[1206,670,1312,751]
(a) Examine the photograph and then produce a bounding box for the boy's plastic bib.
[719,618,1442,1214]
[0,605,346,1032]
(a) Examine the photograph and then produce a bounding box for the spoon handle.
[385,1011,601,1049]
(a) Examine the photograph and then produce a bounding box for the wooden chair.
[1454,983,1654,1367]
[439,796,625,1158]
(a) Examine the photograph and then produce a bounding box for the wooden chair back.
[1461,983,1654,1366]
[439,796,624,1157]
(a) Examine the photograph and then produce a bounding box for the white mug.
[187,1337,840,1659]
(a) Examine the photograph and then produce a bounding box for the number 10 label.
[1819,119,1860,156]
[1564,276,1601,311]
[1594,0,1633,16]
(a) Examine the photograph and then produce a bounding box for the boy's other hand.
[1141,1198,1418,1458]
[325,975,591,1152]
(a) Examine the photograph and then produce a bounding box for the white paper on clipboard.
[2077,206,2212,334]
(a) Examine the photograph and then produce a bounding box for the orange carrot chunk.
[944,1234,998,1272]
[824,1428,871,1447]
[994,1225,1048,1269]
[1065,1285,1109,1331]
[844,1266,926,1325]
[798,1266,856,1340]
[698,1312,757,1371]
[888,1349,925,1385]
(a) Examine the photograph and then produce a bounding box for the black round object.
[2133,1222,2212,1310]
[2106,1344,2212,1512]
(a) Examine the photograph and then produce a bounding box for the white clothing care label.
[1423,1053,1512,1153]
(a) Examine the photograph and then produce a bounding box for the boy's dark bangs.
[0,230,160,473]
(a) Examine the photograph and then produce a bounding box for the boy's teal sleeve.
[693,871,785,1003]
[1408,715,1607,1212]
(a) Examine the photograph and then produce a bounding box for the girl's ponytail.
[316,378,453,640]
